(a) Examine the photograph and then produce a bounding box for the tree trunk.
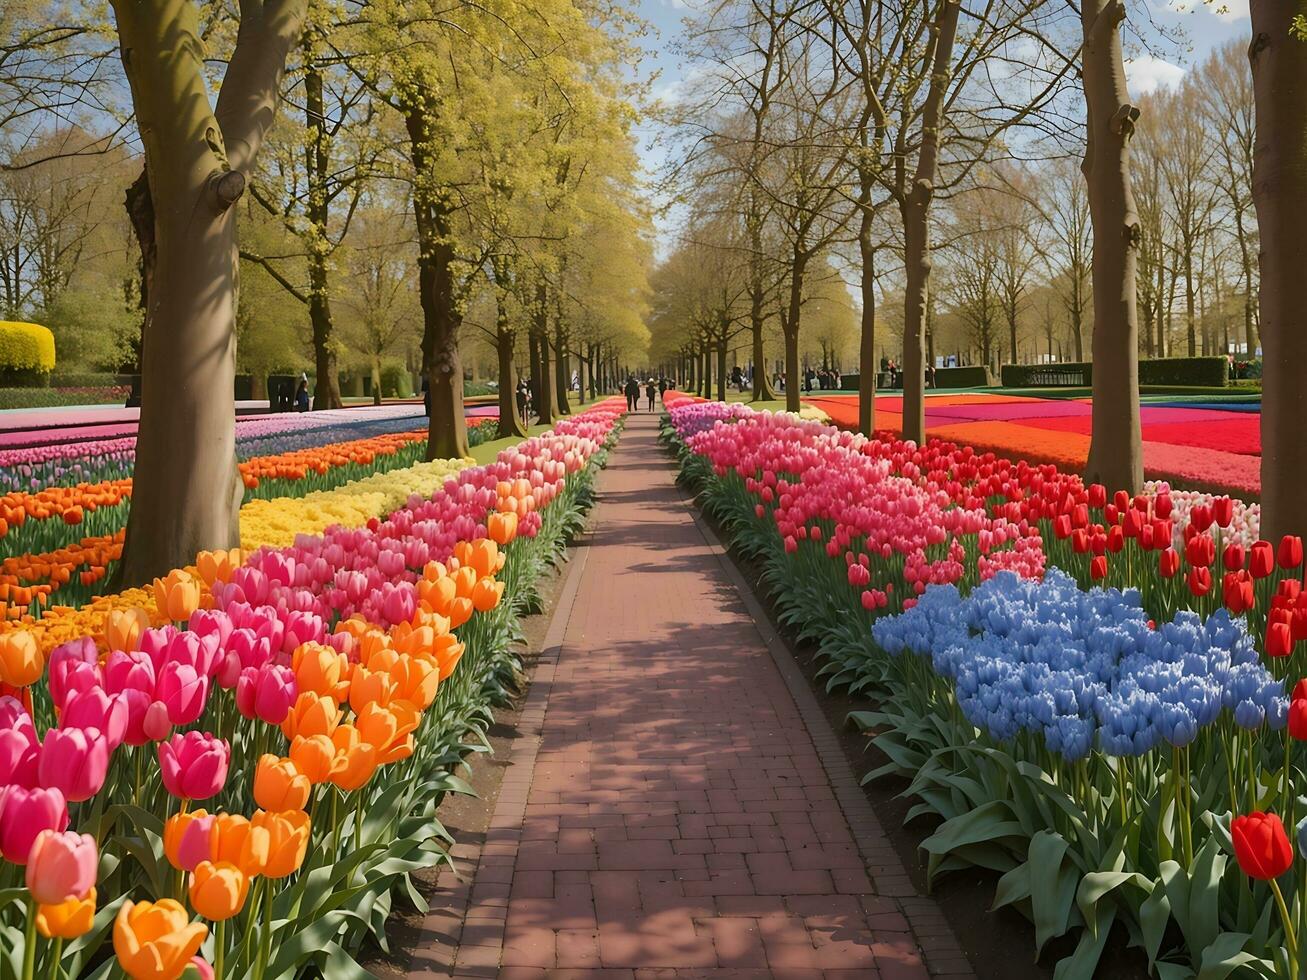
[901,192,930,442]
[784,253,807,413]
[857,188,877,435]
[1184,244,1197,356]
[533,284,554,426]
[716,333,728,402]
[495,310,527,439]
[124,169,154,374]
[111,0,304,586]
[701,344,712,399]
[554,318,571,415]
[1250,12,1307,541]
[1081,0,1143,493]
[371,354,382,406]
[304,52,342,410]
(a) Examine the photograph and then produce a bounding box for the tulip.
[36,887,96,939]
[291,643,349,701]
[0,631,42,687]
[163,809,215,872]
[1268,621,1295,658]
[156,661,210,726]
[1232,812,1294,880]
[1283,536,1306,570]
[253,754,311,811]
[182,958,215,980]
[1190,504,1213,533]
[105,607,151,653]
[0,785,68,863]
[1223,571,1255,616]
[1214,496,1234,527]
[158,732,229,802]
[1223,542,1246,573]
[1290,700,1307,741]
[1087,484,1106,508]
[0,710,38,788]
[39,726,110,802]
[188,861,249,921]
[355,700,419,765]
[25,829,97,904]
[209,814,269,877]
[114,899,208,980]
[328,727,379,792]
[48,638,101,709]
[1251,540,1276,578]
[471,577,504,612]
[1090,555,1107,581]
[280,691,341,740]
[61,687,129,750]
[289,734,342,784]
[487,511,518,545]
[153,570,203,623]
[1186,566,1212,598]
[1159,548,1180,578]
[235,664,296,724]
[251,809,310,878]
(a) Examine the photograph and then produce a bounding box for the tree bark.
[495,309,527,439]
[1250,12,1307,540]
[112,0,304,586]
[532,282,554,426]
[782,258,806,414]
[857,184,877,435]
[716,332,728,402]
[304,51,342,410]
[553,317,571,415]
[1082,0,1143,493]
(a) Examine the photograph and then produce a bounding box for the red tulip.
[1053,514,1072,539]
[1223,571,1254,616]
[1231,812,1293,880]
[1107,526,1124,554]
[1072,529,1089,555]
[1140,524,1156,550]
[1090,555,1108,581]
[1072,503,1089,529]
[1185,534,1215,568]
[1159,548,1180,578]
[1267,621,1294,658]
[1251,540,1276,579]
[1154,493,1173,519]
[1279,535,1304,570]
[1186,566,1212,597]
[1113,489,1130,512]
[1213,496,1234,527]
[1224,542,1246,573]
[1191,504,1213,532]
[1088,484,1106,508]
[1293,679,1307,702]
[1289,700,1307,740]
[1123,508,1144,539]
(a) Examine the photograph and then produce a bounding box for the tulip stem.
[215,919,225,980]
[255,873,273,979]
[22,896,36,980]
[1271,877,1299,979]
[46,939,62,980]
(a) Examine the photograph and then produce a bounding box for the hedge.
[49,371,137,388]
[934,365,991,388]
[1001,356,1230,388]
[0,386,127,409]
[0,321,56,385]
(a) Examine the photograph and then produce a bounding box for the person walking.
[295,374,310,412]
[515,378,530,425]
[645,377,657,412]
[624,376,639,412]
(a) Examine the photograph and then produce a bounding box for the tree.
[1250,7,1307,541]
[1081,0,1142,492]
[112,0,307,585]
[1038,156,1092,361]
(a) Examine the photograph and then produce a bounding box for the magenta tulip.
[47,638,101,710]
[0,785,69,863]
[60,688,128,751]
[155,661,209,726]
[235,664,296,725]
[175,813,215,872]
[25,829,97,904]
[157,731,229,801]
[104,649,156,696]
[0,717,38,788]
[39,727,110,803]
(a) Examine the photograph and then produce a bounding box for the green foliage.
[0,386,127,408]
[43,279,140,372]
[935,365,991,387]
[0,320,56,384]
[1002,357,1230,388]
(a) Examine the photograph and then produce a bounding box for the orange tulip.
[430,635,464,681]
[386,654,440,709]
[113,899,208,980]
[487,512,518,545]
[355,700,420,765]
[447,597,473,630]
[0,630,42,687]
[471,577,504,613]
[152,571,202,623]
[37,887,96,939]
[291,643,350,702]
[252,810,310,879]
[352,628,393,664]
[468,540,501,578]
[280,691,341,740]
[417,575,456,617]
[194,549,242,588]
[348,664,399,712]
[289,734,343,784]
[253,755,311,811]
[451,566,477,600]
[105,606,151,652]
[188,861,249,921]
[209,815,269,878]
[328,726,380,792]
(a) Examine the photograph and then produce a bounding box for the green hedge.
[50,371,137,388]
[0,386,127,409]
[935,365,991,388]
[1001,356,1230,388]
[0,321,56,386]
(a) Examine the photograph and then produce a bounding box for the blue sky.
[630,0,1250,248]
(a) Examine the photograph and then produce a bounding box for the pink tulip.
[25,829,97,904]
[175,813,215,872]
[0,785,69,863]
[48,638,101,710]
[61,688,128,750]
[39,726,110,802]
[235,664,296,724]
[156,661,209,725]
[157,731,229,801]
[104,649,156,696]
[0,715,38,788]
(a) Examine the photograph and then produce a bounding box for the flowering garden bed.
[0,399,623,979]
[663,394,1302,979]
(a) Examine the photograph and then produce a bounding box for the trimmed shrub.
[0,321,57,386]
[382,363,413,398]
[50,371,137,388]
[1001,362,1091,387]
[935,365,992,388]
[1001,356,1230,388]
[839,373,860,391]
[0,386,127,409]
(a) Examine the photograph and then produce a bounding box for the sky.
[630,0,1252,252]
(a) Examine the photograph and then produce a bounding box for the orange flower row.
[238,429,426,488]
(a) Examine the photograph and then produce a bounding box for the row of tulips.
[0,424,502,620]
[0,399,623,980]
[0,418,499,564]
[662,395,1307,980]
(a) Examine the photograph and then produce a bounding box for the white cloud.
[1125,55,1186,94]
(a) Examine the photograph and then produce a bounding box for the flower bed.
[663,395,1306,978]
[0,399,624,980]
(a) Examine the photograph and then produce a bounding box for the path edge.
[677,488,977,980]
[406,541,591,979]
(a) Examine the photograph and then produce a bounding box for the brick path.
[410,411,973,979]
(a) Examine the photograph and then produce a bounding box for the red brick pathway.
[409,412,973,979]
